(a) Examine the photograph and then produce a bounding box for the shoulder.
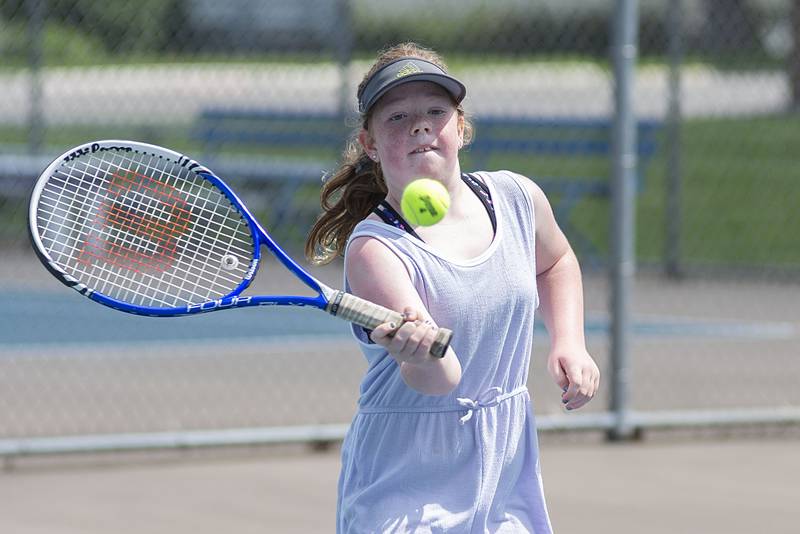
[479,170,549,215]
[482,171,566,251]
[345,232,414,293]
[346,234,405,274]
[345,233,428,313]
[476,170,541,196]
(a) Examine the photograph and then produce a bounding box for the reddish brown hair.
[304,42,473,264]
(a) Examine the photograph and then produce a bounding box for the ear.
[358,129,379,161]
[358,128,377,154]
[457,114,466,148]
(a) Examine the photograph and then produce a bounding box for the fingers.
[560,361,600,411]
[369,321,399,344]
[548,357,569,392]
[370,306,439,363]
[401,306,419,323]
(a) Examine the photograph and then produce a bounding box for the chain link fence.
[1,0,798,454]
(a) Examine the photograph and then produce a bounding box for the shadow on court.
[0,437,797,534]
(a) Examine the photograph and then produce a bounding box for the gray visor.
[357,57,466,114]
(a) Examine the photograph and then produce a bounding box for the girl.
[305,42,600,533]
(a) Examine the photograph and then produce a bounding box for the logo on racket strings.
[75,169,192,275]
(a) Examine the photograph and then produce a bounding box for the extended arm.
[346,236,462,395]
[526,180,600,410]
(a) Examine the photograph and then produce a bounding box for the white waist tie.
[456,385,529,425]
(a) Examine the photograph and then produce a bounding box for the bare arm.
[526,179,600,410]
[345,236,462,395]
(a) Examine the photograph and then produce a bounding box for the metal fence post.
[609,0,639,441]
[335,0,354,121]
[665,0,684,278]
[26,0,46,154]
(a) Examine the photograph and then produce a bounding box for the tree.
[702,0,761,55]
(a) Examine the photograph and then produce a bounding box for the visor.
[357,57,466,114]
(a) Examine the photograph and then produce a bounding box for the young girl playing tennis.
[306,42,600,533]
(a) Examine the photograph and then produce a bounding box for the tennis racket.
[28,140,452,357]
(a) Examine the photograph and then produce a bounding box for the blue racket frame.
[29,140,330,318]
[29,140,453,357]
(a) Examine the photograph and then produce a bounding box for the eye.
[429,108,446,116]
[388,112,407,122]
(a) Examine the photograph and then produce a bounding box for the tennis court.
[2,271,794,348]
[1,437,797,534]
[2,252,798,444]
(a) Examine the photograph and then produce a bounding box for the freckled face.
[360,81,464,191]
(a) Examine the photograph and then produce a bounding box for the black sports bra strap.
[371,174,496,241]
[374,200,423,241]
[461,173,497,233]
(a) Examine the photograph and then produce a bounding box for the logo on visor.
[396,61,423,78]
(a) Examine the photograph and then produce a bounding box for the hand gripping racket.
[28,140,452,357]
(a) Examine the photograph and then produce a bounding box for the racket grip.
[326,291,452,358]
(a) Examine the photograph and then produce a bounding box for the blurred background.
[1,0,798,458]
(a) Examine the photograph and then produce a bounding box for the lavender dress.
[338,171,552,533]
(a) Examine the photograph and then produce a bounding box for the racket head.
[28,140,263,315]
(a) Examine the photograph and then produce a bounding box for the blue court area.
[0,290,794,348]
[0,290,350,348]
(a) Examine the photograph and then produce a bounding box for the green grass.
[0,124,194,152]
[637,114,800,270]
[3,114,798,271]
[462,113,800,270]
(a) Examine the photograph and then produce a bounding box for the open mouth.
[411,146,436,154]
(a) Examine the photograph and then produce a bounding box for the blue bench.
[196,109,347,159]
[193,109,660,260]
[466,117,661,262]
[192,109,347,240]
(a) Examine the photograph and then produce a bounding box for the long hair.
[304,42,474,265]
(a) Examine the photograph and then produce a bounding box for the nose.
[410,114,432,136]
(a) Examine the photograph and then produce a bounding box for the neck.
[385,171,477,222]
[385,167,464,213]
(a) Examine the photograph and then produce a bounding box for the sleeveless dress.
[338,171,553,533]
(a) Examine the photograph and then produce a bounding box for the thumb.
[548,356,569,390]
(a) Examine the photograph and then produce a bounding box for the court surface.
[1,253,798,533]
[2,253,798,435]
[0,437,796,534]
[1,256,795,347]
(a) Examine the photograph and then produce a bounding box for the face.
[360,81,464,195]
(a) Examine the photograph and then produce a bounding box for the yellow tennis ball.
[401,178,451,227]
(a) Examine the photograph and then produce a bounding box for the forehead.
[373,81,453,110]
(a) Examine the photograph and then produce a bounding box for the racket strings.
[40,157,202,305]
[40,153,250,308]
[35,149,255,308]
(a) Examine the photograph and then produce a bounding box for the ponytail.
[304,137,386,264]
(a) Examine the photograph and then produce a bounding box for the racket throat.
[323,289,346,317]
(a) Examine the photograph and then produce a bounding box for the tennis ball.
[401,178,451,227]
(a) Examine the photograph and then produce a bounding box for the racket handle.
[326,291,452,358]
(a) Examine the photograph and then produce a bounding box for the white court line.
[0,334,356,360]
[585,314,797,340]
[1,317,796,357]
